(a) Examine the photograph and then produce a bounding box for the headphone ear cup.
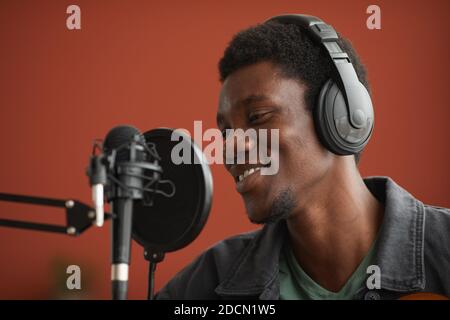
[314,79,374,155]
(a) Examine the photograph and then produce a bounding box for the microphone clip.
[86,153,107,227]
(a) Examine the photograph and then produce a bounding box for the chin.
[243,198,274,225]
[247,214,268,225]
[246,188,296,225]
[243,202,267,224]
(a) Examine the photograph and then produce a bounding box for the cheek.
[276,125,330,185]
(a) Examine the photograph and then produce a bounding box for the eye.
[248,111,272,124]
[249,114,260,123]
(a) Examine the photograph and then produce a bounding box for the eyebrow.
[238,94,270,106]
[216,94,271,127]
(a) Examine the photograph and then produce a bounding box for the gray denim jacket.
[156,177,450,300]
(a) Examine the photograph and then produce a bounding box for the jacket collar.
[215,176,426,298]
[215,221,286,298]
[365,176,425,292]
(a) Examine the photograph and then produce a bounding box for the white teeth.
[237,167,262,183]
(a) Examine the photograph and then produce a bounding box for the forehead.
[219,62,282,107]
[217,62,306,123]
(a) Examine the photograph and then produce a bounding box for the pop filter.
[132,128,213,254]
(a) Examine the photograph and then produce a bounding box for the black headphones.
[265,14,374,155]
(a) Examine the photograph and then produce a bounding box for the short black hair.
[218,21,370,164]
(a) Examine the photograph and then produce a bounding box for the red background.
[0,0,448,299]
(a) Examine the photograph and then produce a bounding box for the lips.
[230,163,270,193]
[237,166,262,182]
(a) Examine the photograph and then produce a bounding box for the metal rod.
[0,193,66,208]
[0,218,67,234]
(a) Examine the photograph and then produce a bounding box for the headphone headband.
[266,14,370,130]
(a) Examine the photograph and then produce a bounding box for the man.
[156,14,450,300]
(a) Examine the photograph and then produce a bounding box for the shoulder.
[423,203,450,244]
[422,203,450,294]
[156,228,261,299]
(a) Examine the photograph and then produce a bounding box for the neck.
[286,157,384,292]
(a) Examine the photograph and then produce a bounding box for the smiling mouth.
[234,163,270,183]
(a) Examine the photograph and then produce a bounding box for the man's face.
[217,61,333,223]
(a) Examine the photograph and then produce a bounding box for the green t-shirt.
[279,239,378,300]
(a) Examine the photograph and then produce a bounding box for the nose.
[223,129,258,166]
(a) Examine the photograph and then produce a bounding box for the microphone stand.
[144,250,165,300]
[0,192,111,236]
[0,154,166,299]
[0,192,167,300]
[0,130,175,300]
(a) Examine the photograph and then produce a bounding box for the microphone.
[102,125,162,300]
[86,125,212,300]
